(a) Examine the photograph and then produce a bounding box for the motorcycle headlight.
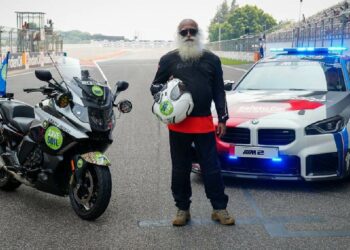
[55,93,71,108]
[305,116,346,135]
[72,103,89,123]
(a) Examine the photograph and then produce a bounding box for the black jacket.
[151,49,228,123]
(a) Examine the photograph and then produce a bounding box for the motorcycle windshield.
[51,56,114,129]
[54,56,108,87]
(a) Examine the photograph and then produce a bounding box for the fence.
[0,26,63,54]
[208,0,350,57]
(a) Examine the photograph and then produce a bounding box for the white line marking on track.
[8,71,34,78]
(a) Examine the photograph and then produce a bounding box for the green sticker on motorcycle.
[92,85,104,97]
[44,126,63,150]
[94,152,110,165]
[159,100,173,116]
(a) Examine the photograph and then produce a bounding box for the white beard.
[176,30,204,62]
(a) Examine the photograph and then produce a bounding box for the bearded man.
[150,19,234,226]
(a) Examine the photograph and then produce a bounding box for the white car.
[192,47,350,181]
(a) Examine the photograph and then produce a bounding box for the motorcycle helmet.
[152,78,194,124]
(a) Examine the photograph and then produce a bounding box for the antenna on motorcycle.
[48,53,70,93]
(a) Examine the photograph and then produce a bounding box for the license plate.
[235,146,279,159]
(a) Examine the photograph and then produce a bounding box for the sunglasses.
[179,28,198,37]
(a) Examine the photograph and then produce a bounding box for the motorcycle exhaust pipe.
[0,164,34,187]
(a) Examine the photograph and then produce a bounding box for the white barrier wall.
[213,51,255,62]
[0,52,63,70]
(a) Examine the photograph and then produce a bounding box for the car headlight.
[305,116,346,135]
[72,103,89,123]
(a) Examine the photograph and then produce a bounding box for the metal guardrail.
[206,35,261,52]
[96,40,175,49]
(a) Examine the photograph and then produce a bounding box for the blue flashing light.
[228,155,238,160]
[328,47,347,52]
[270,47,347,54]
[272,157,282,162]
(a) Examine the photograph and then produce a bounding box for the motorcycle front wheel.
[69,165,112,220]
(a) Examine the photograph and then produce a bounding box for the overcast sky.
[0,0,343,40]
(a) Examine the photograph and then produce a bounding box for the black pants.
[169,130,228,210]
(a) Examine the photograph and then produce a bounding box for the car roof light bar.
[270,47,347,54]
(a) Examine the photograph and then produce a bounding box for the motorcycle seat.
[0,101,35,133]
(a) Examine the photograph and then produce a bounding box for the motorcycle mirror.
[117,100,132,113]
[116,81,129,92]
[113,81,129,102]
[35,70,53,82]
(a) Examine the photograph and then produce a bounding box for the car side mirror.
[224,80,236,91]
[35,70,53,82]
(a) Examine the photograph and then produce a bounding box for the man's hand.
[216,122,226,138]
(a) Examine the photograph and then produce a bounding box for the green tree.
[208,0,231,42]
[212,0,230,24]
[230,0,238,11]
[60,30,92,44]
[226,5,277,39]
[208,21,233,42]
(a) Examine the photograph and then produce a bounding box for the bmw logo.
[251,120,259,125]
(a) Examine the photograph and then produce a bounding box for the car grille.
[221,127,250,144]
[258,129,295,145]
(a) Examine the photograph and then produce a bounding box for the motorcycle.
[0,56,132,220]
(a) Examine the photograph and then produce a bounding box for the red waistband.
[168,116,215,133]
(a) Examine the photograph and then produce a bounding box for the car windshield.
[236,60,346,91]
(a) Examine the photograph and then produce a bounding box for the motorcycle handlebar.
[23,88,42,93]
[23,86,56,94]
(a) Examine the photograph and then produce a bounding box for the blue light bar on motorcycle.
[270,47,347,54]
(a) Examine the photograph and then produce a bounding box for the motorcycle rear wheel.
[0,168,21,191]
[69,165,112,220]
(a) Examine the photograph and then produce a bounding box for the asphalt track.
[2,49,350,249]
